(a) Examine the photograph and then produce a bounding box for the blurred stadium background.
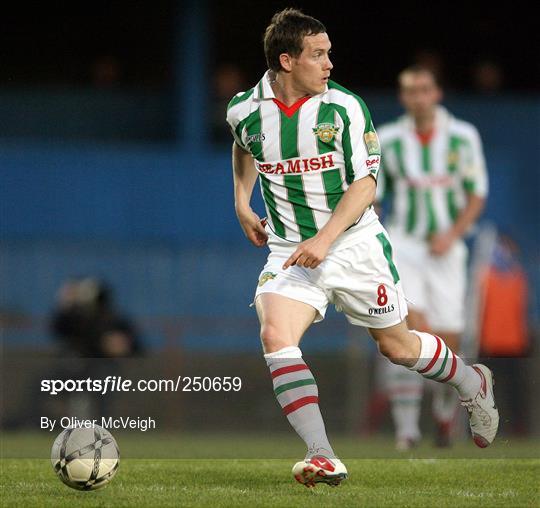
[1,1,539,454]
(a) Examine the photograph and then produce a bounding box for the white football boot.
[292,455,348,487]
[460,364,499,448]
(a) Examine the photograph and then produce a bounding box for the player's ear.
[279,53,293,72]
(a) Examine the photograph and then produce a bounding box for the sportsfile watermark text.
[41,376,243,395]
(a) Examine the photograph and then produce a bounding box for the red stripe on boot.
[440,351,457,383]
[282,396,319,415]
[418,335,443,374]
[271,364,309,379]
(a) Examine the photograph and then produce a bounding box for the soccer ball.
[51,425,120,490]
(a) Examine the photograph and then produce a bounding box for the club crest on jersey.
[258,272,277,287]
[312,123,339,143]
[447,150,459,166]
[364,131,380,155]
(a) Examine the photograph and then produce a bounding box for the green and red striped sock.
[409,331,480,399]
[265,346,335,459]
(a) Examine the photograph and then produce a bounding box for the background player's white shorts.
[255,223,408,329]
[388,230,467,333]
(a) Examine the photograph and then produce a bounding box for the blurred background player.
[377,66,488,449]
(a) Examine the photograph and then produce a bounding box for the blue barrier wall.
[1,144,247,242]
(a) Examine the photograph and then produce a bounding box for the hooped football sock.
[265,346,335,459]
[409,331,481,400]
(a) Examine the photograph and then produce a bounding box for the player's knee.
[260,324,291,353]
[376,334,408,365]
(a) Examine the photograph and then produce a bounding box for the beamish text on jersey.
[256,154,335,174]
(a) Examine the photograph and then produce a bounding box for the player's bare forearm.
[232,142,258,214]
[430,194,485,255]
[283,176,376,269]
[232,142,268,247]
[318,175,377,244]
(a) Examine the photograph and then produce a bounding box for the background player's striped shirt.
[377,106,488,240]
[226,71,381,244]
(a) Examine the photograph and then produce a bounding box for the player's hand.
[283,234,332,270]
[430,231,456,256]
[237,209,268,247]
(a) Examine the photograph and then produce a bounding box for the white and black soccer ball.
[51,425,119,490]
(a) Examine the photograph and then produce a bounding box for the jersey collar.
[253,71,276,100]
[253,70,329,101]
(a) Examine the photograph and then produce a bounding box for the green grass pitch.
[1,433,539,507]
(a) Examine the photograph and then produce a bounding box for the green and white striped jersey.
[226,71,381,245]
[377,106,488,240]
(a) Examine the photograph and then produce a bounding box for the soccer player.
[377,66,489,449]
[226,9,498,487]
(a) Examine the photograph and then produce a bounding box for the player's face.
[289,33,333,96]
[399,72,442,120]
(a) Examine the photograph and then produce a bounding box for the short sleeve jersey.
[377,106,488,240]
[226,71,381,245]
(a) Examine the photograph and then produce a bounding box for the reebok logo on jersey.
[366,155,380,177]
[312,123,340,143]
[256,154,335,175]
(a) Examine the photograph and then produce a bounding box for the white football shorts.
[388,229,467,333]
[254,222,408,329]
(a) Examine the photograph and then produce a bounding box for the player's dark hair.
[263,8,326,72]
[398,65,441,88]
